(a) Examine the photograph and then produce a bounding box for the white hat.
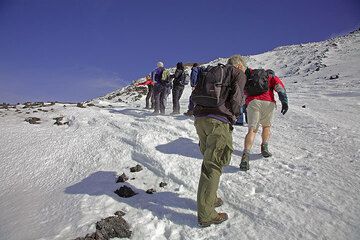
[157,61,164,67]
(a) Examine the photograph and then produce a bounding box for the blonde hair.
[227,55,246,67]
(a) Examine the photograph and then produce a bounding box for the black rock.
[146,188,156,194]
[77,103,86,108]
[130,164,143,172]
[329,74,339,79]
[302,105,306,108]
[96,216,132,239]
[114,211,126,217]
[114,186,137,198]
[116,173,129,183]
[25,117,41,124]
[74,214,131,240]
[159,182,167,188]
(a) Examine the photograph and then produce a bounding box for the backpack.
[191,64,230,107]
[179,71,190,85]
[244,69,270,96]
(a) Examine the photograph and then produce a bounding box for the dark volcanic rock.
[77,103,86,108]
[130,164,143,172]
[114,185,137,198]
[74,214,131,240]
[25,117,41,124]
[116,173,129,183]
[159,182,167,188]
[96,216,132,239]
[329,74,339,79]
[146,188,156,194]
[114,211,126,217]
[302,105,306,108]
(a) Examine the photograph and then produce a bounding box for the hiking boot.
[198,212,228,228]
[261,143,272,158]
[184,110,193,116]
[170,111,180,115]
[239,153,250,171]
[214,197,223,208]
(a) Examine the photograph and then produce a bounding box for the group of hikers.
[137,61,192,115]
[137,55,288,227]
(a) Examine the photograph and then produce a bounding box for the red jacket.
[137,78,154,86]
[245,73,285,105]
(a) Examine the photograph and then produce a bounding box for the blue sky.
[0,0,359,103]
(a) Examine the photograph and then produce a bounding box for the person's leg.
[195,118,232,223]
[160,88,166,114]
[172,87,177,112]
[145,86,151,109]
[261,126,271,144]
[153,85,161,114]
[240,100,260,171]
[148,85,155,109]
[176,86,184,113]
[259,102,275,157]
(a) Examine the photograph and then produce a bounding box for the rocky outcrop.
[74,212,132,240]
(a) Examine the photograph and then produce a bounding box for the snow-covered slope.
[1,30,359,240]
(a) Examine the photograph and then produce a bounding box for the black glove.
[281,102,288,115]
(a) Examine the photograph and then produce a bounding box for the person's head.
[193,63,199,67]
[227,55,246,72]
[157,61,164,68]
[176,62,184,70]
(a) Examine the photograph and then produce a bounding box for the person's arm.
[229,69,246,122]
[273,76,288,115]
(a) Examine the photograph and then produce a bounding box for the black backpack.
[245,69,272,96]
[179,71,190,85]
[191,64,230,107]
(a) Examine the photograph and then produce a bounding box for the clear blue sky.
[0,0,359,103]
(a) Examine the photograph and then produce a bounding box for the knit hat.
[157,61,164,68]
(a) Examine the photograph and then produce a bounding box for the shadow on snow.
[156,137,202,159]
[65,171,198,227]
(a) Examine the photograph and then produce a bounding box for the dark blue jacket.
[190,67,200,87]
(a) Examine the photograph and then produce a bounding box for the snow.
[1,30,360,240]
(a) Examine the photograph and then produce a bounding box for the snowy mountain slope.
[0,30,359,240]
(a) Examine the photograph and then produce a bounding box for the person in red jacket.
[240,68,288,171]
[137,75,155,109]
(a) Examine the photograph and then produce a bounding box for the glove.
[281,102,288,115]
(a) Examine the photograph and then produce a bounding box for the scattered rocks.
[23,102,45,109]
[114,211,126,217]
[130,164,143,172]
[146,188,156,194]
[53,117,65,126]
[87,103,96,107]
[329,74,339,79]
[159,182,167,188]
[74,213,132,240]
[25,117,41,124]
[114,185,137,198]
[116,173,129,183]
[77,103,86,108]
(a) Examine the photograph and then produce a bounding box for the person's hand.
[281,102,288,115]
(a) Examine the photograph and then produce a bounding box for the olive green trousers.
[194,117,234,222]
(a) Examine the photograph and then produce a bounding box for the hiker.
[171,62,188,115]
[239,68,288,171]
[184,63,200,116]
[153,61,172,115]
[191,55,247,227]
[136,75,155,109]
